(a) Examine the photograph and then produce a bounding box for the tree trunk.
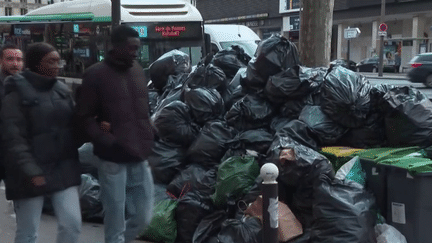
[299,0,335,67]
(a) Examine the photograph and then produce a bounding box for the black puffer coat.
[0,70,81,200]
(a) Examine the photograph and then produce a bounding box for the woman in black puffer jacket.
[0,43,81,243]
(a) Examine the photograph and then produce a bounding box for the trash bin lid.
[353,147,420,162]
[379,156,432,175]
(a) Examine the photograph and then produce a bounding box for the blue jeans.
[97,159,154,243]
[14,186,82,243]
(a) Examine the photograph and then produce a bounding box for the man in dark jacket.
[0,44,24,183]
[74,25,155,243]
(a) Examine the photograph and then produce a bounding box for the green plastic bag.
[211,155,260,207]
[139,199,178,243]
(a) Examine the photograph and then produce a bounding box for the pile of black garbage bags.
[142,34,432,243]
[48,34,431,242]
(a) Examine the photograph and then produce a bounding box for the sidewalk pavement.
[358,72,408,80]
[0,182,152,243]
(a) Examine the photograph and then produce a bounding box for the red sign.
[379,23,388,32]
[155,25,187,37]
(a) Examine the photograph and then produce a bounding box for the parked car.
[330,59,357,71]
[356,57,396,73]
[407,52,432,87]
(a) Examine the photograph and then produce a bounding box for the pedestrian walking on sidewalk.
[0,44,24,184]
[395,52,401,73]
[0,42,82,243]
[74,25,155,243]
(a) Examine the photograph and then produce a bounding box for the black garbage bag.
[337,113,387,148]
[154,74,189,113]
[234,129,274,154]
[176,191,215,243]
[247,34,300,84]
[193,210,229,243]
[150,50,192,90]
[382,86,432,147]
[240,62,268,91]
[152,100,200,147]
[270,116,292,134]
[183,87,225,124]
[225,94,275,131]
[212,46,248,79]
[187,120,238,167]
[148,140,187,184]
[266,135,334,227]
[280,99,307,120]
[321,66,372,128]
[310,174,377,243]
[187,64,228,93]
[204,64,228,93]
[167,164,217,198]
[217,216,262,243]
[79,174,104,223]
[265,66,324,104]
[223,84,247,111]
[276,119,320,151]
[370,83,396,113]
[148,89,160,115]
[299,105,348,146]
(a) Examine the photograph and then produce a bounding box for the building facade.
[0,0,63,17]
[196,0,432,69]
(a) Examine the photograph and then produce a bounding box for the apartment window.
[5,0,12,2]
[5,7,12,16]
[20,0,27,3]
[35,0,41,4]
[20,8,27,15]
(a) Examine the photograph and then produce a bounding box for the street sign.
[344,27,361,39]
[378,31,387,37]
[379,23,388,32]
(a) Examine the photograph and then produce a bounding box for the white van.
[204,24,261,58]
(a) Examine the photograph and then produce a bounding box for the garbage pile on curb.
[70,34,432,242]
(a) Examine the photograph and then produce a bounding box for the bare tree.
[299,0,335,67]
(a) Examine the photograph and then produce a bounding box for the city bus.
[0,0,207,87]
